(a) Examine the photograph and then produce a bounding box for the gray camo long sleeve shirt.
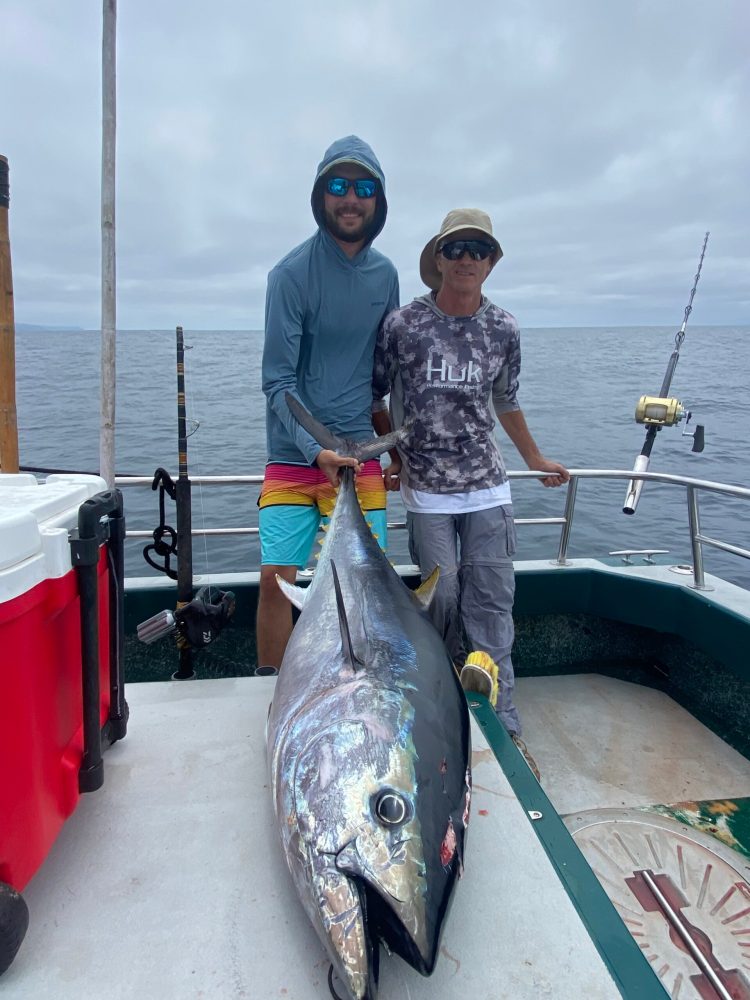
[372,293,521,493]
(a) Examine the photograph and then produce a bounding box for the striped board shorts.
[258,460,387,567]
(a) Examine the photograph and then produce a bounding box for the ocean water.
[14,325,750,588]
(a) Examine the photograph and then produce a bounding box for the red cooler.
[0,473,127,974]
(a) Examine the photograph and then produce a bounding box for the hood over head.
[311,135,388,245]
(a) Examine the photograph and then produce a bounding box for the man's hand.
[316,449,362,486]
[383,453,402,492]
[534,458,570,488]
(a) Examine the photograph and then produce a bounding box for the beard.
[324,205,376,244]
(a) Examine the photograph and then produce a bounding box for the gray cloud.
[2,0,747,328]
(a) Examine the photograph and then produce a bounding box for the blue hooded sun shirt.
[262,135,400,465]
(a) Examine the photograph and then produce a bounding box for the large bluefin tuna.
[266,396,472,1000]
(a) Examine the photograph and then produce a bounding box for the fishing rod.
[622,232,709,515]
[173,325,196,679]
[137,326,235,671]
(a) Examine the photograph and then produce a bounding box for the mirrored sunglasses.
[439,239,496,261]
[326,176,377,199]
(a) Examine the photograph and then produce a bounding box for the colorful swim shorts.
[258,460,387,567]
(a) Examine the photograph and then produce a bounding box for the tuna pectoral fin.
[331,560,363,671]
[411,566,440,610]
[275,575,308,610]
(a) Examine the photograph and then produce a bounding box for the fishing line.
[327,964,347,1000]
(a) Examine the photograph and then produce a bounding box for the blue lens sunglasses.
[326,176,378,199]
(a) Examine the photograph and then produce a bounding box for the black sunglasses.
[439,239,496,261]
[326,177,378,199]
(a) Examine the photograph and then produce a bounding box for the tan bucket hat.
[419,208,503,290]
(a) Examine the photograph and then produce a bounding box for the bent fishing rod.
[622,232,709,515]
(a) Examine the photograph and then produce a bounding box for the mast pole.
[0,155,19,473]
[100,0,117,487]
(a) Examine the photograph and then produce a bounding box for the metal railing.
[116,468,750,591]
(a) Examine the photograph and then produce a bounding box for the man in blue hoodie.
[257,136,399,672]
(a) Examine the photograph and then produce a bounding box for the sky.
[1,0,748,330]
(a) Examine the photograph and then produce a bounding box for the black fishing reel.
[137,586,236,650]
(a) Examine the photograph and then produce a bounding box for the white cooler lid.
[0,473,108,603]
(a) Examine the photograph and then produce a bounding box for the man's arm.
[262,267,320,463]
[372,312,402,490]
[497,410,569,488]
[262,267,358,483]
[372,408,401,490]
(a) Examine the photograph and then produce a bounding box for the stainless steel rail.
[117,468,750,591]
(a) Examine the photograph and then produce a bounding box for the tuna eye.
[374,791,407,826]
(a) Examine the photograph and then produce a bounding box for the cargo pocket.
[501,504,517,557]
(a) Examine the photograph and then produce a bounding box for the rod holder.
[623,454,650,515]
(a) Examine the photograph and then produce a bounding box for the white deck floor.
[3,678,622,1000]
[515,673,750,816]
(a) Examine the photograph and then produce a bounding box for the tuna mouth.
[325,875,434,1000]
[359,880,436,977]
[333,836,436,981]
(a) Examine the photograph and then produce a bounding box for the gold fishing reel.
[631,394,704,453]
[634,395,685,427]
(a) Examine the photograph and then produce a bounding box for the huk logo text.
[426,353,482,384]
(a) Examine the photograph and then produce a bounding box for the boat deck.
[516,673,750,816]
[6,673,750,999]
[4,678,627,1000]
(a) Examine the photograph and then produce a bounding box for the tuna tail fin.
[285,393,344,452]
[285,392,405,462]
[331,560,363,672]
[354,429,404,464]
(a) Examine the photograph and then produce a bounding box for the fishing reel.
[634,395,704,452]
[137,585,236,649]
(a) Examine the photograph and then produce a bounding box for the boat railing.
[116,469,750,591]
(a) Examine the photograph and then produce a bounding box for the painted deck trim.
[469,694,669,1000]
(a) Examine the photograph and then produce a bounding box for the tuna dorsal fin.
[412,565,440,610]
[331,560,363,671]
[275,575,309,611]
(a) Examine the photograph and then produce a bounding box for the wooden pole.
[99,0,117,487]
[0,154,19,473]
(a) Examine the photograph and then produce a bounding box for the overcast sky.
[2,0,748,329]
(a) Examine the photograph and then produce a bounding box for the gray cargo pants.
[407,504,521,735]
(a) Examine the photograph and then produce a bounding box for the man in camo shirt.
[373,208,568,740]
